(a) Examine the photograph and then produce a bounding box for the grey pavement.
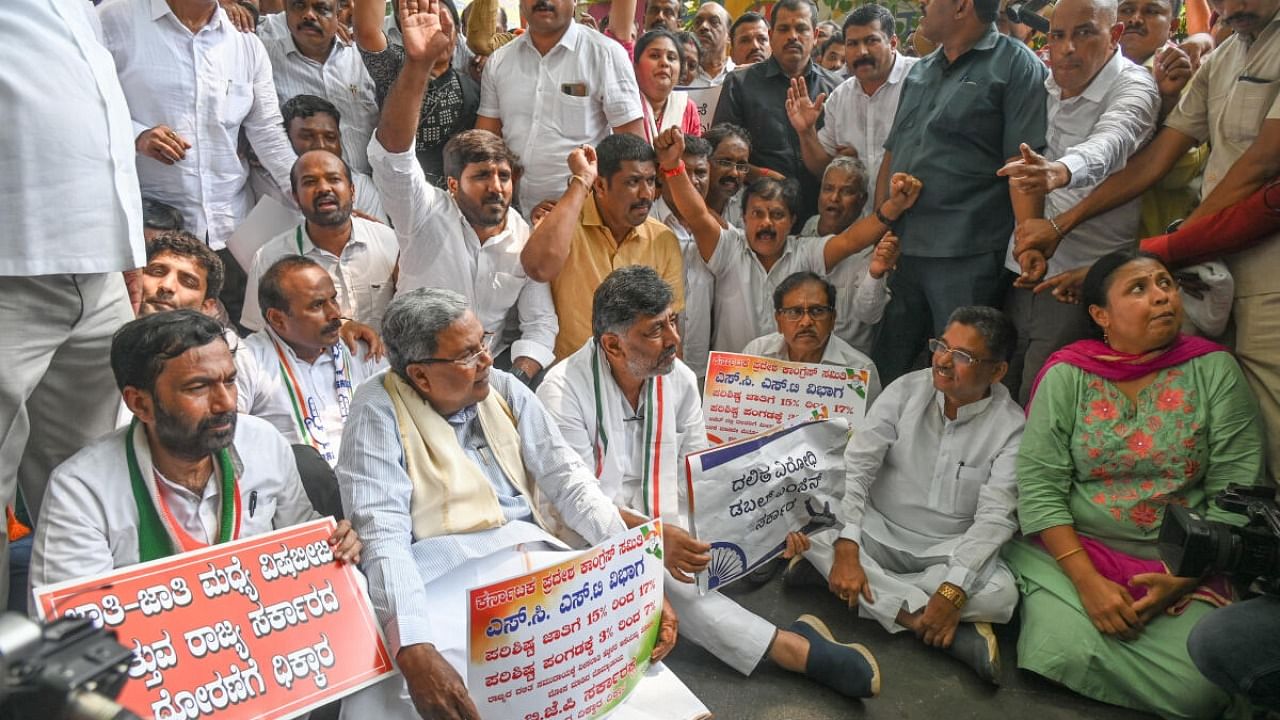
[663,570,1154,720]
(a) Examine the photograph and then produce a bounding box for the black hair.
[773,270,837,310]
[770,0,818,27]
[146,230,225,300]
[443,129,522,181]
[281,93,342,130]
[730,11,769,42]
[596,133,657,181]
[592,266,675,340]
[842,3,897,38]
[676,30,704,66]
[111,310,227,392]
[258,255,324,317]
[635,28,685,75]
[743,177,800,220]
[945,306,1016,361]
[819,35,842,56]
[684,134,713,158]
[1080,248,1170,335]
[704,122,752,153]
[142,198,185,232]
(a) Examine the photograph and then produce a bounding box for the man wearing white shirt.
[242,150,399,332]
[474,0,644,215]
[742,271,883,403]
[372,12,560,380]
[98,0,298,251]
[258,0,380,174]
[996,0,1159,403]
[31,310,361,589]
[539,267,882,699]
[791,306,1024,684]
[692,2,736,85]
[787,4,917,219]
[243,257,387,464]
[0,0,144,609]
[651,134,716,381]
[278,94,386,220]
[796,157,892,354]
[655,127,920,355]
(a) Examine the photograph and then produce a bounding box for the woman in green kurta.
[1005,250,1264,719]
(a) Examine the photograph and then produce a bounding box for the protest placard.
[702,351,870,444]
[466,522,667,720]
[34,518,394,720]
[686,419,848,593]
[678,85,723,134]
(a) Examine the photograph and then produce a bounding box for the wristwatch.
[510,366,532,386]
[936,582,968,609]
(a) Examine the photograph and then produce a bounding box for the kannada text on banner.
[686,419,848,593]
[34,518,394,720]
[467,521,665,720]
[702,351,870,444]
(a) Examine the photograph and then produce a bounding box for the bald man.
[998,0,1160,403]
[692,2,735,84]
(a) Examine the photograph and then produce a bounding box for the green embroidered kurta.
[1007,352,1264,719]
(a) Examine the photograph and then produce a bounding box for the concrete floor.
[663,570,1154,720]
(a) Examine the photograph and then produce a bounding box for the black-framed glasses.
[411,332,494,369]
[713,158,750,174]
[776,305,834,321]
[927,338,993,367]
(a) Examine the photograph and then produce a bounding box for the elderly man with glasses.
[336,287,690,720]
[742,271,882,402]
[786,306,1025,685]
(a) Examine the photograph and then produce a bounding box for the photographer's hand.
[1131,573,1199,623]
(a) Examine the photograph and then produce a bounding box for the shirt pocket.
[367,281,396,328]
[556,92,592,138]
[1223,79,1279,145]
[933,81,999,143]
[942,464,987,518]
[218,80,255,128]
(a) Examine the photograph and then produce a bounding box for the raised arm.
[375,0,455,153]
[521,147,599,282]
[822,173,921,271]
[609,0,639,44]
[654,126,723,262]
[786,76,833,179]
[353,0,390,51]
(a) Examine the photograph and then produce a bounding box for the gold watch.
[936,582,968,609]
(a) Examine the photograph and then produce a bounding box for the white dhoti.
[806,528,1018,634]
[340,546,707,720]
[664,572,776,676]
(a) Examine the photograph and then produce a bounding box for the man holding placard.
[31,310,362,587]
[789,306,1024,684]
[539,266,881,700]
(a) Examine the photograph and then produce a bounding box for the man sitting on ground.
[242,149,399,333]
[538,266,882,699]
[30,311,361,587]
[789,306,1024,684]
[335,287,689,720]
[742,271,883,403]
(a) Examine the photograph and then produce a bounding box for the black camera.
[0,613,140,720]
[1158,484,1280,592]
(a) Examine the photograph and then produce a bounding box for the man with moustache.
[693,2,735,85]
[742,271,883,402]
[795,157,891,353]
[241,149,399,332]
[521,133,686,360]
[241,257,387,466]
[30,310,362,588]
[475,0,644,216]
[539,267,883,699]
[259,0,379,173]
[371,5,558,383]
[716,0,840,224]
[787,307,1024,684]
[657,127,918,355]
[786,4,918,219]
[703,124,753,228]
[730,12,772,66]
[644,0,682,31]
[995,0,1159,404]
[871,0,1048,385]
[1014,0,1280,480]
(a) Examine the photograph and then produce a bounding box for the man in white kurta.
[31,310,360,590]
[797,306,1024,683]
[242,257,387,465]
[538,266,881,698]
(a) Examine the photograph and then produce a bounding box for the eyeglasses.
[776,305,834,321]
[927,338,994,367]
[713,158,750,174]
[411,332,494,369]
